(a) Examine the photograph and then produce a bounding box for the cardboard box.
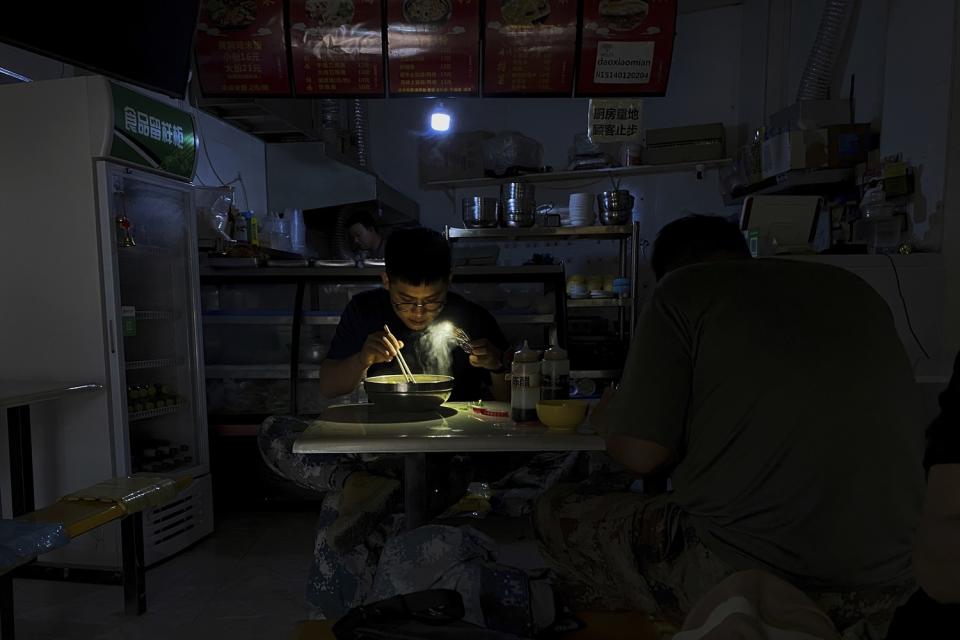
[768,100,851,136]
[641,123,725,165]
[761,130,828,179]
[418,132,490,184]
[826,124,870,167]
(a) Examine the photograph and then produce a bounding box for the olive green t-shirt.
[606,259,925,590]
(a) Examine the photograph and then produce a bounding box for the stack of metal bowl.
[500,182,537,227]
[596,190,635,226]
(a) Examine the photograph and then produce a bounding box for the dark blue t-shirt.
[326,289,508,401]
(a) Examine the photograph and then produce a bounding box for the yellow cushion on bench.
[18,500,126,539]
[61,474,192,514]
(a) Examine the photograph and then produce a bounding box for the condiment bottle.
[510,341,542,423]
[541,344,570,400]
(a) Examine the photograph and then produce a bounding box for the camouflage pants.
[258,416,403,620]
[533,482,913,637]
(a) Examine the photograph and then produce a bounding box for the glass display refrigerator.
[0,76,212,566]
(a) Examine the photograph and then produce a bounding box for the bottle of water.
[286,208,305,255]
[274,212,292,252]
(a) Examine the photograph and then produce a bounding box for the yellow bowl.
[536,400,588,430]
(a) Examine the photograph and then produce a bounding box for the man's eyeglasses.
[391,299,445,312]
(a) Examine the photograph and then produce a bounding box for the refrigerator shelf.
[135,309,176,321]
[129,402,186,422]
[202,312,342,325]
[132,461,206,477]
[117,244,174,258]
[126,358,183,371]
[205,364,323,379]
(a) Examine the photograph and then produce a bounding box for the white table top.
[293,402,606,455]
[0,382,102,408]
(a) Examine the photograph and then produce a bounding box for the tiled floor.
[9,510,319,640]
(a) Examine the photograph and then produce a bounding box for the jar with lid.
[541,344,569,400]
[510,341,542,423]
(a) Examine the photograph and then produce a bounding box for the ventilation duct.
[796,0,856,101]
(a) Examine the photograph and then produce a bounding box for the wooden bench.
[1,474,192,640]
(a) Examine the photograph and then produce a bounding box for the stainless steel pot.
[597,190,635,212]
[500,205,537,227]
[501,199,554,227]
[461,197,500,228]
[501,182,537,227]
[501,182,535,202]
[364,374,454,412]
[597,190,635,226]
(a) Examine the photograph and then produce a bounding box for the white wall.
[941,0,960,355]
[0,43,268,216]
[879,0,955,250]
[763,0,953,250]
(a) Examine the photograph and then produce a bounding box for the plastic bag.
[483,132,544,177]
[204,192,235,243]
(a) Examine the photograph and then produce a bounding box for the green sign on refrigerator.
[109,83,197,181]
[121,306,137,337]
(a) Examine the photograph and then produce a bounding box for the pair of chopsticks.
[383,324,415,383]
[452,326,474,355]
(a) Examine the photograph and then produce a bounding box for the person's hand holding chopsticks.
[382,324,416,382]
[358,329,405,369]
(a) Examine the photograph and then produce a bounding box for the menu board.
[576,0,677,96]
[289,0,385,96]
[482,0,578,96]
[195,0,291,96]
[386,0,481,96]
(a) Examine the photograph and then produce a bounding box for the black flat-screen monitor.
[0,1,201,98]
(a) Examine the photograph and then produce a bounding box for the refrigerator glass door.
[99,163,207,477]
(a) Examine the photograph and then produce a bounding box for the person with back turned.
[534,215,924,637]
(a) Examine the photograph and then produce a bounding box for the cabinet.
[445,224,642,387]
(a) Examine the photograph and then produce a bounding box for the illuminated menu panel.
[482,0,577,96]
[289,0,385,96]
[387,0,480,96]
[195,0,291,96]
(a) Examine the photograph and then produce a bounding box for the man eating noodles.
[318,225,510,402]
[257,226,510,619]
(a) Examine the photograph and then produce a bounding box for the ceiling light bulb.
[430,111,451,132]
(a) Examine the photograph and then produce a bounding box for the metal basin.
[462,197,500,228]
[364,374,454,412]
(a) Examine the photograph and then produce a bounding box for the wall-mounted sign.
[587,98,643,142]
[109,83,198,181]
[195,0,291,96]
[482,0,578,96]
[576,0,677,96]
[387,0,481,96]
[289,0,385,96]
